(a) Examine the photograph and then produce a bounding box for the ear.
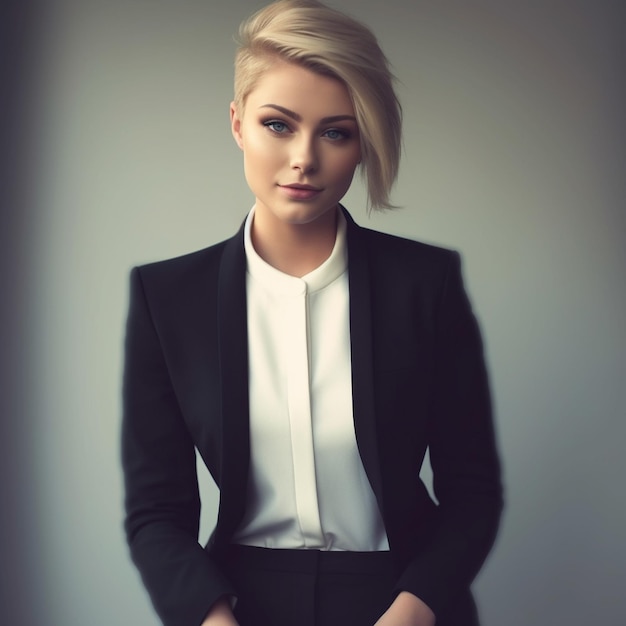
[230,101,244,150]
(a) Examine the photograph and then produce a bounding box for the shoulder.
[127,231,242,309]
[134,232,238,284]
[350,221,461,285]
[343,206,457,260]
[357,224,456,259]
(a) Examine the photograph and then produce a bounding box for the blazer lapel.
[344,209,385,516]
[214,224,250,540]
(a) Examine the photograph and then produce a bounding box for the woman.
[122,1,503,625]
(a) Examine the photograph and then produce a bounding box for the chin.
[282,205,338,226]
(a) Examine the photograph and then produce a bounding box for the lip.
[279,183,323,200]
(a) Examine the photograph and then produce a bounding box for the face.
[230,61,361,228]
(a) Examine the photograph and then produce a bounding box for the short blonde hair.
[234,0,402,211]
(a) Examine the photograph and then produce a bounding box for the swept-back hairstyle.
[234,0,402,211]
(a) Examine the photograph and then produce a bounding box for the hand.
[374,591,436,626]
[200,597,240,626]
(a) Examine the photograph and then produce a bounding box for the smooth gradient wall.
[4,0,624,624]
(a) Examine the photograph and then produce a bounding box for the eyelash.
[263,120,290,135]
[262,119,351,141]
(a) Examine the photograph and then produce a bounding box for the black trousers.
[221,545,397,626]
[221,545,480,626]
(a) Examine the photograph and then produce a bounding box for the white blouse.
[232,208,389,552]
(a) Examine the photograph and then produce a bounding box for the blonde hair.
[234,0,402,211]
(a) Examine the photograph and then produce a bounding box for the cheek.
[329,149,360,182]
[243,153,268,194]
[243,134,283,173]
[242,144,268,180]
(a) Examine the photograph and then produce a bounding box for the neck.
[251,206,338,277]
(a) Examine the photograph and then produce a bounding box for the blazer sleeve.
[121,267,235,626]
[396,251,503,616]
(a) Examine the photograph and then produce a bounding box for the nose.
[290,135,318,174]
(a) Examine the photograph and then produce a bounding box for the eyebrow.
[259,104,356,124]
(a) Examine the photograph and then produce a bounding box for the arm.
[395,252,503,618]
[374,592,435,626]
[122,267,235,626]
[200,597,239,626]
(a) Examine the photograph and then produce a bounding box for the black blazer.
[122,208,502,626]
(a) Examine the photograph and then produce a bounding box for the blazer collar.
[343,208,385,513]
[215,222,250,537]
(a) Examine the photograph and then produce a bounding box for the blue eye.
[324,128,349,140]
[264,120,289,134]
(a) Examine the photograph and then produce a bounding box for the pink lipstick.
[279,184,322,201]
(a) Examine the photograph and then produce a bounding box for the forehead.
[246,61,355,117]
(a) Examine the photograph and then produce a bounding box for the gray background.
[3,0,625,624]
